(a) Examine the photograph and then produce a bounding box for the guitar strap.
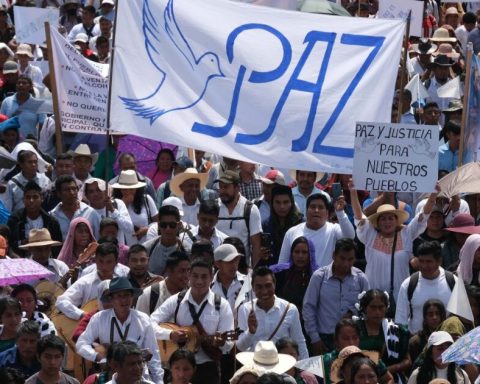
[267,303,290,341]
[110,317,130,344]
[187,300,209,325]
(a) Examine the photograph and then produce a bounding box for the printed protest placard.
[15,6,59,44]
[353,122,438,192]
[49,27,108,134]
[378,0,423,37]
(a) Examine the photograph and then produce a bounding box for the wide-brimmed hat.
[442,99,463,113]
[288,169,325,184]
[428,54,455,69]
[236,341,296,374]
[101,277,142,301]
[433,43,460,60]
[170,168,208,197]
[430,28,457,43]
[15,44,33,58]
[330,346,379,383]
[445,213,480,235]
[444,7,459,17]
[260,169,286,186]
[18,229,62,249]
[412,39,437,55]
[70,144,98,165]
[368,204,409,229]
[229,366,263,384]
[111,170,146,189]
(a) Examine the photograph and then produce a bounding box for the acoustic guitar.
[158,322,241,364]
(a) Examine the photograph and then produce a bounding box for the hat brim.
[111,181,146,189]
[215,253,242,263]
[69,150,99,165]
[368,208,409,229]
[445,225,480,235]
[3,69,17,75]
[330,350,379,383]
[170,172,208,197]
[15,51,33,59]
[235,352,296,374]
[101,287,142,302]
[430,37,457,43]
[18,240,62,249]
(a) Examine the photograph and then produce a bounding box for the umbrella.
[0,259,54,285]
[438,162,480,198]
[299,0,351,17]
[114,135,178,176]
[0,146,16,169]
[442,326,480,365]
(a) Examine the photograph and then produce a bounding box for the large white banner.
[49,27,108,134]
[353,122,438,192]
[15,6,59,45]
[110,0,404,173]
[377,0,423,37]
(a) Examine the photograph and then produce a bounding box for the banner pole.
[44,22,63,156]
[397,10,412,124]
[458,43,473,168]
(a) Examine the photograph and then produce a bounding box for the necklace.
[379,234,395,248]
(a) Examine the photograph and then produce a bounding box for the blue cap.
[0,116,20,132]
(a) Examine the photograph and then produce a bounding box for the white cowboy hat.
[18,229,62,249]
[170,168,208,197]
[70,144,98,165]
[111,170,146,189]
[235,341,296,374]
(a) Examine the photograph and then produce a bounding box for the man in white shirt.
[169,168,208,226]
[136,251,190,315]
[216,170,262,266]
[395,241,457,333]
[56,242,128,320]
[278,193,355,268]
[151,258,234,384]
[76,277,163,383]
[236,266,308,360]
[83,178,133,245]
[106,341,155,384]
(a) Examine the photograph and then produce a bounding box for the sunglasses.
[159,222,177,229]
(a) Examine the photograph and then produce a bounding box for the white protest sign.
[295,357,324,378]
[15,6,59,44]
[378,0,423,37]
[49,27,108,134]
[353,122,438,192]
[111,0,404,174]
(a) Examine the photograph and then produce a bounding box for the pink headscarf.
[457,234,480,284]
[57,217,96,268]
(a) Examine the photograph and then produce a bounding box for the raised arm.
[348,179,364,221]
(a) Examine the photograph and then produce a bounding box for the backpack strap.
[214,293,221,312]
[445,270,456,291]
[11,176,25,192]
[143,195,152,223]
[174,290,188,323]
[267,303,290,340]
[407,272,420,320]
[244,200,253,255]
[164,181,171,200]
[149,282,161,315]
[148,237,161,258]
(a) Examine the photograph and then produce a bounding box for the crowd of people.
[0,0,479,384]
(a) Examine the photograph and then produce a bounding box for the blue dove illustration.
[119,0,225,123]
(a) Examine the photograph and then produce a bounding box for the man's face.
[253,274,275,306]
[128,251,149,277]
[180,179,200,203]
[189,266,212,297]
[30,245,51,265]
[465,22,476,32]
[110,290,133,314]
[95,253,117,279]
[332,249,356,276]
[423,106,441,125]
[20,154,38,176]
[17,333,38,361]
[85,182,105,209]
[58,181,78,204]
[215,258,239,280]
[73,155,92,177]
[168,260,190,289]
[219,182,238,205]
[296,171,316,190]
[100,225,118,239]
[418,254,441,279]
[239,161,255,175]
[55,159,74,176]
[39,348,64,376]
[23,190,42,213]
[272,194,292,218]
[4,72,18,85]
[159,214,180,241]
[15,290,36,318]
[99,19,112,35]
[262,183,274,203]
[197,212,218,234]
[433,66,450,83]
[446,131,461,149]
[306,198,329,229]
[82,10,95,24]
[120,156,136,171]
[113,354,144,383]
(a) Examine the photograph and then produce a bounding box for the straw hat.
[111,170,146,189]
[430,28,457,43]
[70,144,98,165]
[433,43,460,60]
[229,366,263,384]
[19,229,62,249]
[412,39,437,55]
[15,44,33,59]
[170,168,208,197]
[367,204,409,229]
[330,346,379,383]
[235,341,296,374]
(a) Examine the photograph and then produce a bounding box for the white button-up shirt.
[5,172,51,212]
[76,308,163,384]
[237,296,309,360]
[49,201,102,240]
[151,289,234,364]
[94,198,134,245]
[181,226,228,253]
[210,271,246,312]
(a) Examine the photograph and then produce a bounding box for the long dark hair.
[359,289,389,317]
[113,187,146,215]
[422,299,446,334]
[417,346,458,384]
